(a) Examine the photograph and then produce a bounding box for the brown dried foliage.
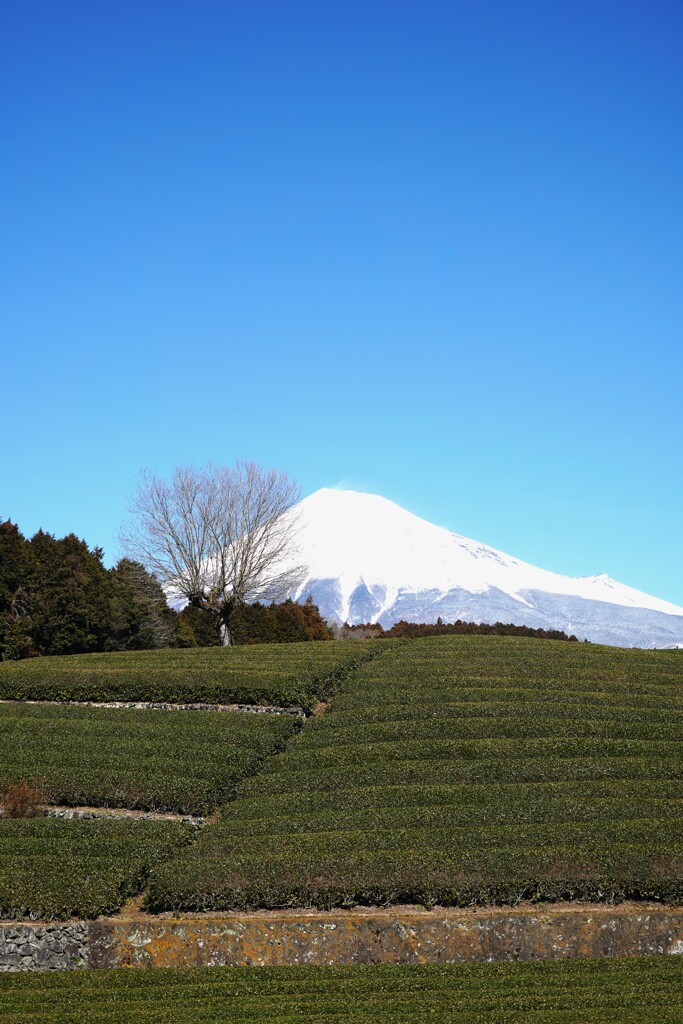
[0,780,46,818]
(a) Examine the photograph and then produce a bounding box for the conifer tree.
[107,558,177,650]
[0,521,35,659]
[28,531,112,655]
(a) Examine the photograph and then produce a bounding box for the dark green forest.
[336,619,579,642]
[0,521,330,660]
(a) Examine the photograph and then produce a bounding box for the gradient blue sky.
[2,1,682,605]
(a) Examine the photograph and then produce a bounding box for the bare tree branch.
[118,461,304,644]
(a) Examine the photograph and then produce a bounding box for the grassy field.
[147,637,683,911]
[0,818,191,919]
[0,641,378,711]
[0,702,297,815]
[1,959,682,1022]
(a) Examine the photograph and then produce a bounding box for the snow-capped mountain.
[287,488,683,648]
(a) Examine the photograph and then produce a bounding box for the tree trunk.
[218,600,236,646]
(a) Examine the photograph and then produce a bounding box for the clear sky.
[1,1,682,606]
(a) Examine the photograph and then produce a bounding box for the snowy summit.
[286,488,683,648]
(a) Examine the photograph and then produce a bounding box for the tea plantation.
[0,641,379,920]
[147,637,683,911]
[1,636,682,922]
[1,959,682,1023]
[0,702,297,815]
[0,641,377,711]
[0,818,192,920]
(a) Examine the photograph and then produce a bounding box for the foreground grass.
[1,959,682,1023]
[148,637,683,911]
[0,819,192,920]
[0,641,378,711]
[0,702,297,815]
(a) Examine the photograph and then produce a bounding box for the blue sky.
[2,1,682,605]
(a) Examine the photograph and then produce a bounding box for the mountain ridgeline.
[4,486,683,656]
[285,489,683,648]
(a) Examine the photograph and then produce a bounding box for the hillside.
[147,636,683,911]
[1,636,681,924]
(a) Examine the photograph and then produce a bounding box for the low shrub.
[0,780,45,818]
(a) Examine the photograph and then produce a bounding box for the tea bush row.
[2,959,683,1023]
[201,782,683,831]
[2,959,682,1023]
[0,702,298,815]
[0,819,192,920]
[238,752,683,797]
[147,836,683,912]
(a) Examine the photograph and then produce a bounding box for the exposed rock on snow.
[285,489,683,648]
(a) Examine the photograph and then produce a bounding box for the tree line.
[0,520,330,660]
[335,618,580,642]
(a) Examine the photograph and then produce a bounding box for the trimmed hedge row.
[147,839,683,912]
[237,754,683,796]
[291,713,682,744]
[2,959,682,1023]
[0,641,379,711]
[0,702,298,815]
[148,636,683,910]
[0,819,192,920]
[217,777,683,822]
[248,736,682,774]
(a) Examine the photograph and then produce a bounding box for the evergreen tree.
[28,531,112,656]
[107,559,177,651]
[230,598,331,645]
[299,596,333,640]
[0,521,36,659]
[176,605,221,647]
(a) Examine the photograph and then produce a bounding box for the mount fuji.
[286,488,683,648]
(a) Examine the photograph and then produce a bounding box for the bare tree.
[119,461,304,644]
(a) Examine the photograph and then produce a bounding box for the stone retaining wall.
[0,699,304,717]
[0,923,87,971]
[2,905,683,971]
[44,807,205,827]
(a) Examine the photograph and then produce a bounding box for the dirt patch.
[310,700,331,716]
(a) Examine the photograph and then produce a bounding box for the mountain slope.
[288,489,683,647]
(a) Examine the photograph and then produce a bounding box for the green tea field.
[0,641,377,711]
[1,636,681,922]
[0,701,297,815]
[0,641,377,919]
[0,818,191,920]
[1,959,682,1023]
[147,637,683,911]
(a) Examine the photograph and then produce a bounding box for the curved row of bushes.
[146,636,683,911]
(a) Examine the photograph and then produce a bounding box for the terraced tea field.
[1,637,681,923]
[0,641,378,920]
[147,637,683,911]
[0,819,191,920]
[0,641,377,711]
[0,702,297,815]
[1,958,682,1022]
